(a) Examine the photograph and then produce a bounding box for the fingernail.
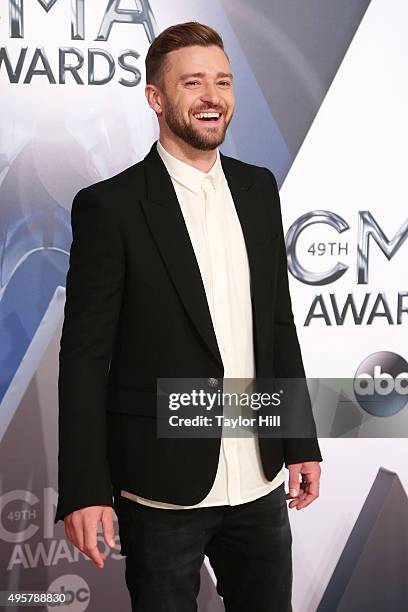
[109,538,115,547]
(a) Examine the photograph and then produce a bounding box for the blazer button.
[207,377,219,389]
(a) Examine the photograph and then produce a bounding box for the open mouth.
[192,111,223,125]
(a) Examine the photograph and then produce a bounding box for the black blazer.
[54,140,322,523]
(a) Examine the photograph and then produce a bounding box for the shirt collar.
[156,139,224,195]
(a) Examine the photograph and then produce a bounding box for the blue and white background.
[1,1,407,610]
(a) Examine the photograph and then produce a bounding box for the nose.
[200,82,221,106]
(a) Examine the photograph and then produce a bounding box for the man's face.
[157,45,235,151]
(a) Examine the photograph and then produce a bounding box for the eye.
[218,81,231,87]
[186,80,199,86]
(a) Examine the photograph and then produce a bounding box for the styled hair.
[145,21,228,89]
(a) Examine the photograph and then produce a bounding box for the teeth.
[193,112,220,119]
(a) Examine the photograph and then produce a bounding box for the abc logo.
[47,574,90,611]
[354,351,408,417]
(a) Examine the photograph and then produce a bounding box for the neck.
[159,133,217,173]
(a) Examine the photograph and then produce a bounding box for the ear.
[145,84,163,116]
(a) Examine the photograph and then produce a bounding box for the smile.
[192,111,222,125]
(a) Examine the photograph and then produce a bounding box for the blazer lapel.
[220,154,277,369]
[140,141,276,373]
[140,142,223,370]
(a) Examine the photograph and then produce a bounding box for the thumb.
[101,509,115,548]
[288,464,301,497]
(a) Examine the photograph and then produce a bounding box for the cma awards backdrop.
[1,1,407,611]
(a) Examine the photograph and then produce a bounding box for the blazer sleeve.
[54,187,125,523]
[263,168,323,466]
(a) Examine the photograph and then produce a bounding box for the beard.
[162,97,231,151]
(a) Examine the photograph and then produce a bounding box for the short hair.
[145,21,228,89]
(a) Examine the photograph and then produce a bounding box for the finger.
[86,544,105,568]
[294,477,319,505]
[287,465,301,497]
[288,467,320,510]
[70,515,84,551]
[304,477,319,499]
[286,488,305,508]
[295,484,319,509]
[295,492,317,510]
[288,489,307,508]
[101,509,116,549]
[83,517,104,568]
[286,487,304,502]
[66,522,77,547]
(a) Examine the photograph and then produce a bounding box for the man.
[55,21,322,611]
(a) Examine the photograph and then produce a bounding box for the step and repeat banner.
[1,1,407,610]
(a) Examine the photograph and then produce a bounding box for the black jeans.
[113,483,292,612]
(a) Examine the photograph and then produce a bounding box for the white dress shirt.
[121,140,285,508]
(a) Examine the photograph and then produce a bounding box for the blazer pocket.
[107,385,160,418]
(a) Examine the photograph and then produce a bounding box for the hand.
[64,505,116,568]
[286,461,321,510]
